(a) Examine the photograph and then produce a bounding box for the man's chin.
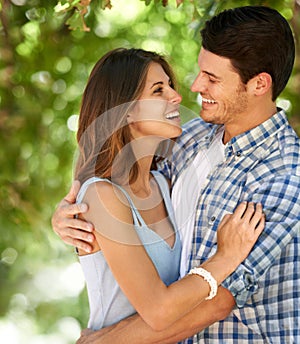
[199,110,218,124]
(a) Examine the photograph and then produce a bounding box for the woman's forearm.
[77,287,235,344]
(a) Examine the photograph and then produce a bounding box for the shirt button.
[236,151,242,157]
[210,216,216,222]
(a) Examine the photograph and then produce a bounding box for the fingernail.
[81,204,88,212]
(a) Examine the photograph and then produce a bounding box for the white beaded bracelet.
[188,267,218,300]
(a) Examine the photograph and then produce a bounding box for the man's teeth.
[166,111,180,119]
[202,97,216,104]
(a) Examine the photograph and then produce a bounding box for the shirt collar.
[224,108,288,159]
[198,124,223,150]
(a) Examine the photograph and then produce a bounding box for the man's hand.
[76,329,94,344]
[74,288,235,344]
[76,326,114,344]
[51,180,96,253]
[76,329,98,344]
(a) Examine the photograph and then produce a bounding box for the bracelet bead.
[188,267,218,300]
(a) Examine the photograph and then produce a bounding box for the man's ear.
[248,72,273,96]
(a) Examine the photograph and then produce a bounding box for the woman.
[63,48,264,332]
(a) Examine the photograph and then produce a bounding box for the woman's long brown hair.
[74,48,177,185]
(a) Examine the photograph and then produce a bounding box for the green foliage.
[0,0,299,342]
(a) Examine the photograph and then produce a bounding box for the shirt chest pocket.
[195,179,245,260]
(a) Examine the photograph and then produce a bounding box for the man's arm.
[76,287,235,344]
[51,180,96,253]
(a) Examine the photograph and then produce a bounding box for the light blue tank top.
[77,171,181,330]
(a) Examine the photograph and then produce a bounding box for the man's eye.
[209,79,217,83]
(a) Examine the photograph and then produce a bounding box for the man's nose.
[191,73,206,93]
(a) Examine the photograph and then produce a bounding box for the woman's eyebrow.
[149,77,170,89]
[150,81,164,89]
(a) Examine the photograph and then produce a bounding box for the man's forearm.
[79,287,235,344]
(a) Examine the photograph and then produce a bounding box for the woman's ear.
[248,72,273,97]
[127,113,134,124]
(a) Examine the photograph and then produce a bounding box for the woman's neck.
[129,156,154,198]
[127,136,161,197]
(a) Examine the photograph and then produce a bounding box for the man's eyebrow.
[203,71,221,80]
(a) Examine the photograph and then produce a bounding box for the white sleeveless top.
[77,171,182,330]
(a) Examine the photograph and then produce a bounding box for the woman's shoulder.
[83,179,133,224]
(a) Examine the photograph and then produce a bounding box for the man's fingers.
[81,328,94,336]
[60,236,93,253]
[72,238,93,253]
[58,226,95,252]
[59,218,94,234]
[60,203,89,217]
[76,328,94,343]
[64,180,81,203]
[63,223,95,239]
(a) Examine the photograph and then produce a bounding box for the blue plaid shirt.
[160,109,300,343]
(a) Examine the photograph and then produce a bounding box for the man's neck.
[223,102,277,144]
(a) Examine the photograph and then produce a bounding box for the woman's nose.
[168,88,182,104]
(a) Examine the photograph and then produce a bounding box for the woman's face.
[129,62,182,140]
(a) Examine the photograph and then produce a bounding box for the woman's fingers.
[232,202,265,230]
[253,213,266,238]
[231,201,248,219]
[217,213,231,227]
[249,203,263,228]
[216,201,266,270]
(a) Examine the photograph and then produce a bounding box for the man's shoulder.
[277,122,300,174]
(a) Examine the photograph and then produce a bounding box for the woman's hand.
[216,202,265,268]
[51,180,96,253]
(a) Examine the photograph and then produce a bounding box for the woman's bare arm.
[81,181,263,331]
[76,287,235,344]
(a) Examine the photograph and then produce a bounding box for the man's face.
[191,48,249,126]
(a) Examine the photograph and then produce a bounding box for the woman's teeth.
[166,111,180,119]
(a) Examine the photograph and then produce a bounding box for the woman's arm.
[81,181,264,331]
[76,287,235,344]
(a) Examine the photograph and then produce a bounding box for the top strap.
[77,172,175,229]
[77,177,145,227]
[150,171,176,230]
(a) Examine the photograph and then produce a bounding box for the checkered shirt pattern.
[160,109,300,343]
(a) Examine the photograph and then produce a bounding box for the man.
[52,6,300,343]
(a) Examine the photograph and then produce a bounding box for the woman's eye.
[153,87,163,94]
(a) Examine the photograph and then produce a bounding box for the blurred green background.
[0,0,299,342]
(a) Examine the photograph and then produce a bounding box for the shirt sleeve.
[157,158,172,180]
[221,174,300,307]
